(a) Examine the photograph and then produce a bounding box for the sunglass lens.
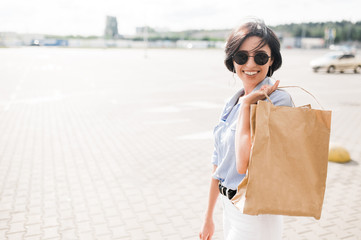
[234,52,248,65]
[254,53,269,65]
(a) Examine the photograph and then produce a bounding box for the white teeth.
[245,71,257,76]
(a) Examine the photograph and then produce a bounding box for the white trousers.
[221,195,283,240]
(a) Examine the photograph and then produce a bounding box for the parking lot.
[0,47,360,239]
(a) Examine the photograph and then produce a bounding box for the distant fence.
[2,36,359,49]
[0,37,226,49]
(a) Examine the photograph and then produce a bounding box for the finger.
[268,80,280,95]
[272,80,280,91]
[260,84,271,91]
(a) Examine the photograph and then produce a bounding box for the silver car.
[310,51,361,73]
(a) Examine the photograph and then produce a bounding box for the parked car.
[310,51,361,73]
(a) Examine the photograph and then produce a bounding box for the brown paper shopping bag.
[232,88,332,220]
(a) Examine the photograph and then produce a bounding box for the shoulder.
[257,78,293,107]
[218,89,245,120]
[270,89,293,107]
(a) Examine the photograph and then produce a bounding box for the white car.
[310,52,361,73]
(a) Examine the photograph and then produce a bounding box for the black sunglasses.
[233,51,271,65]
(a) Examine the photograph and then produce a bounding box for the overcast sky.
[1,0,360,36]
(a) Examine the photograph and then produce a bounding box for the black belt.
[219,182,237,200]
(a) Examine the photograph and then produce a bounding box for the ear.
[269,57,274,66]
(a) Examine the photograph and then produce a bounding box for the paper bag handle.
[264,86,324,110]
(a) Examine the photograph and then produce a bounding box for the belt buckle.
[219,182,231,199]
[219,182,224,194]
[225,189,229,199]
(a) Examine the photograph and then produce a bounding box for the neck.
[242,77,268,95]
[243,83,257,95]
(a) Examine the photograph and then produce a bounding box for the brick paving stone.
[42,217,59,228]
[163,208,179,218]
[338,232,355,239]
[0,211,11,220]
[93,223,111,236]
[146,231,163,240]
[90,214,107,225]
[42,209,58,218]
[59,219,76,232]
[24,236,42,240]
[27,207,42,217]
[76,221,92,233]
[128,229,148,240]
[148,204,164,216]
[0,219,8,230]
[7,232,26,240]
[142,220,159,233]
[0,229,7,240]
[14,205,27,213]
[105,215,124,227]
[58,210,73,220]
[170,215,189,228]
[135,212,152,224]
[103,207,119,218]
[110,226,129,238]
[347,227,361,238]
[74,212,90,223]
[25,224,42,237]
[119,209,134,220]
[78,231,94,240]
[8,221,26,233]
[177,226,197,239]
[131,203,148,214]
[95,234,113,240]
[42,226,60,239]
[124,218,141,231]
[60,228,77,239]
[164,234,184,240]
[153,214,170,225]
[26,214,42,225]
[159,223,177,236]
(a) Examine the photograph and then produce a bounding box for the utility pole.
[301,23,306,49]
[144,25,148,58]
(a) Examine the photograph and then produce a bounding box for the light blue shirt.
[212,77,293,190]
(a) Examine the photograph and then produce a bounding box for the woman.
[199,19,293,240]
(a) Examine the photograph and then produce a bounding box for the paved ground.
[0,47,360,240]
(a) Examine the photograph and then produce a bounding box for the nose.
[244,56,257,67]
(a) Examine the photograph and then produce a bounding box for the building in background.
[104,16,120,39]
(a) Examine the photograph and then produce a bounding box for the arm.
[199,165,219,240]
[235,102,252,174]
[235,80,280,174]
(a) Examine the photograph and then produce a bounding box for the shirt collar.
[220,77,274,121]
[251,77,274,92]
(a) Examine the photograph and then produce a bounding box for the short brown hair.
[224,19,282,77]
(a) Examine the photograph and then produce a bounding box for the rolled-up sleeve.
[211,147,218,166]
[211,125,220,166]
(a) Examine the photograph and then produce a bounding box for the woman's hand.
[199,218,215,240]
[243,80,279,105]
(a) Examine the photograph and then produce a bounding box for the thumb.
[273,80,280,90]
[269,80,280,94]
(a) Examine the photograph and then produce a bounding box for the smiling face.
[233,36,273,91]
